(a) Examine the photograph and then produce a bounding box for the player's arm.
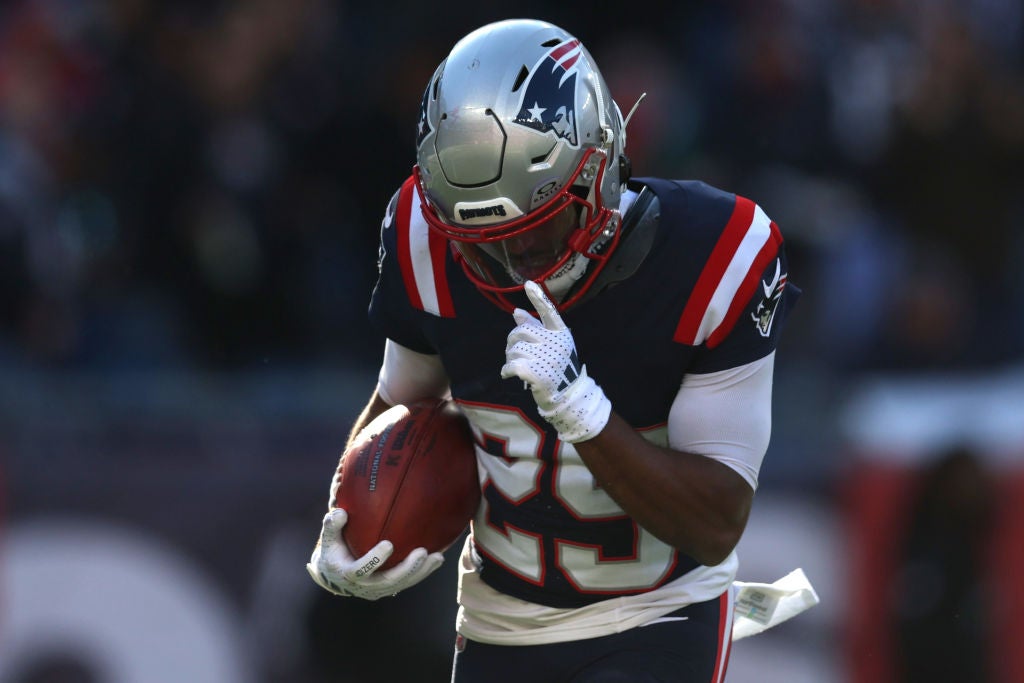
[345,339,450,448]
[502,281,768,567]
[576,418,751,567]
[572,356,771,566]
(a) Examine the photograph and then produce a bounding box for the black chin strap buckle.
[618,154,632,184]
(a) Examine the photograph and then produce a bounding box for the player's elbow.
[689,525,744,567]
[691,466,754,566]
[683,492,751,567]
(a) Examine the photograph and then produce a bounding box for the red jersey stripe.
[705,221,783,349]
[674,196,756,344]
[395,177,423,312]
[710,590,734,683]
[395,176,456,317]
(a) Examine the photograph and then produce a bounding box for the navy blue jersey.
[369,175,796,608]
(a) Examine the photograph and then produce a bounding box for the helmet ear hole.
[512,66,529,92]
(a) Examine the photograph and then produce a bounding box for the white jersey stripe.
[407,189,442,317]
[692,205,772,344]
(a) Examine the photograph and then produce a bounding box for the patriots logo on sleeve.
[752,259,786,337]
[673,196,783,349]
[513,39,581,146]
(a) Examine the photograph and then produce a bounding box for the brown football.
[334,398,479,569]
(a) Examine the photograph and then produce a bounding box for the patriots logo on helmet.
[513,39,582,146]
[416,82,433,147]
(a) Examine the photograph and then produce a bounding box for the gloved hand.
[306,508,444,600]
[501,280,612,443]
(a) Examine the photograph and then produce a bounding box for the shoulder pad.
[574,186,660,305]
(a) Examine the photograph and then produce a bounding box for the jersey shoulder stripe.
[673,195,783,348]
[394,176,455,318]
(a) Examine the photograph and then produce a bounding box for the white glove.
[501,280,612,443]
[305,508,444,601]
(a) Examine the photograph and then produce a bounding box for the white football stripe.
[693,205,772,344]
[408,189,442,316]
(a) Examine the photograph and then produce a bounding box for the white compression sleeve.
[667,352,775,491]
[376,339,450,406]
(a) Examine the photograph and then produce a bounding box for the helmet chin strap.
[542,203,620,301]
[541,252,589,300]
[502,251,588,301]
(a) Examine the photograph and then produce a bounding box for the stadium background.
[1,0,1022,681]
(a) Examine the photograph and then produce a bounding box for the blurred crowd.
[1,0,1022,374]
[2,3,1022,682]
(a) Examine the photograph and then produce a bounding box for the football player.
[308,18,801,683]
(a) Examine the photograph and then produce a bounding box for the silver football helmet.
[414,19,628,310]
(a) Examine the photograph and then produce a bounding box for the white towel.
[732,568,820,640]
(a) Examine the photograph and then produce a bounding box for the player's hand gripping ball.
[333,397,480,568]
[307,399,480,600]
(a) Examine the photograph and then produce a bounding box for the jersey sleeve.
[679,197,799,374]
[368,185,436,354]
[692,242,797,373]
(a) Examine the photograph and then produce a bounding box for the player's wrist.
[539,370,611,443]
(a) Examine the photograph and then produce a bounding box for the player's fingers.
[388,546,428,578]
[511,307,535,326]
[326,507,348,527]
[306,562,338,592]
[422,552,445,574]
[505,326,542,352]
[499,362,517,380]
[500,358,535,384]
[341,539,394,581]
[318,508,348,551]
[524,281,565,330]
[384,547,436,590]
